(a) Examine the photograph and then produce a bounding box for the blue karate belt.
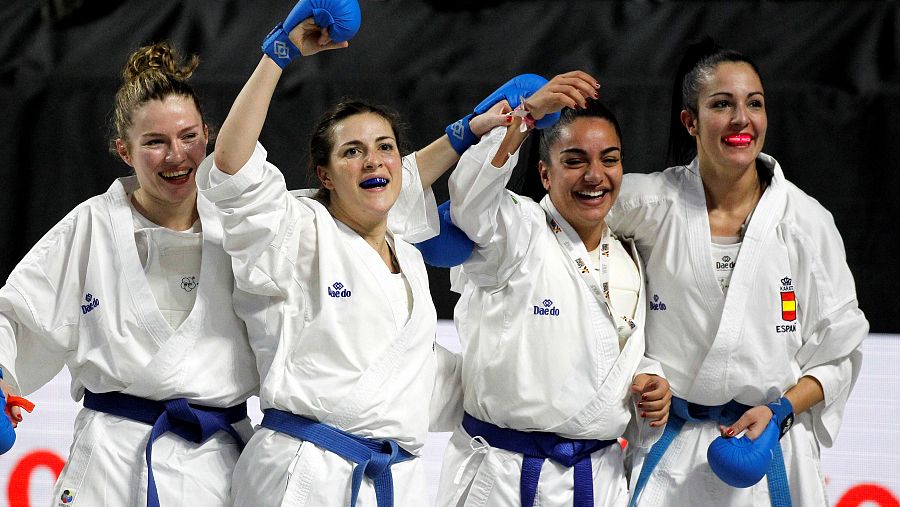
[261,408,415,507]
[462,412,616,507]
[628,397,792,507]
[83,390,247,507]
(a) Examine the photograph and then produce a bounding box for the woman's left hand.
[632,374,672,428]
[525,70,599,120]
[720,405,773,440]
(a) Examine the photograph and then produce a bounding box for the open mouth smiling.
[574,189,608,201]
[160,167,193,182]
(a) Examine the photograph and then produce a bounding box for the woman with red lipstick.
[435,74,671,507]
[0,42,258,506]
[196,11,509,506]
[608,39,867,506]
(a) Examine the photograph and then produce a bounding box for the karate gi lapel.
[323,222,421,430]
[686,156,788,402]
[539,196,647,431]
[105,177,212,396]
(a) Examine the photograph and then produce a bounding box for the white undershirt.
[130,198,202,330]
[711,236,741,295]
[588,239,640,350]
[383,239,412,330]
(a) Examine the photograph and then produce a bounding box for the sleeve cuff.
[634,355,665,378]
[387,153,440,242]
[197,143,269,203]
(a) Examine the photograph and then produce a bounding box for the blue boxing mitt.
[707,397,794,488]
[413,200,475,268]
[263,0,362,68]
[473,73,560,129]
[445,73,558,155]
[707,417,780,488]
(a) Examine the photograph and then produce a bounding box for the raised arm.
[414,73,570,190]
[415,72,599,268]
[490,70,601,168]
[215,4,352,175]
[413,108,510,189]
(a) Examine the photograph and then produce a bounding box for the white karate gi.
[607,154,867,506]
[197,143,457,507]
[0,176,258,506]
[436,129,662,507]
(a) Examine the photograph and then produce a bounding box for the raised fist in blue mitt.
[263,0,361,68]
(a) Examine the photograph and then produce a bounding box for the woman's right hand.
[289,18,349,57]
[525,70,600,120]
[469,101,514,137]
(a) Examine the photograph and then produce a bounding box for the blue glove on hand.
[707,397,793,488]
[473,73,557,127]
[262,0,362,69]
[413,200,475,268]
[707,417,781,488]
[445,73,555,155]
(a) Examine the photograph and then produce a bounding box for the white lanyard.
[541,197,635,340]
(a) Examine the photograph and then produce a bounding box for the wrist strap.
[262,23,301,69]
[766,396,794,439]
[445,113,477,155]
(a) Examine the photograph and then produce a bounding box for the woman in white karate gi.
[608,39,868,506]
[435,73,672,507]
[196,12,509,506]
[0,42,259,506]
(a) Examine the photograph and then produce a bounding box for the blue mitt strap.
[766,396,795,439]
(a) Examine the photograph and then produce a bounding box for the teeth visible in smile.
[577,189,607,198]
[161,169,190,178]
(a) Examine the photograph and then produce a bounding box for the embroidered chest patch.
[327,281,352,298]
[779,277,796,322]
[81,293,100,315]
[532,298,560,316]
[58,488,76,505]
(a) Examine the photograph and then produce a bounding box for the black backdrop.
[1,1,897,332]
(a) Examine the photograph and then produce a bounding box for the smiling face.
[317,112,402,228]
[682,61,767,173]
[115,94,208,208]
[539,116,623,249]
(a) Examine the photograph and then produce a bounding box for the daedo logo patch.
[532,298,560,316]
[81,293,100,315]
[327,282,352,298]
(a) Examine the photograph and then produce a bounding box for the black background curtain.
[1,0,897,332]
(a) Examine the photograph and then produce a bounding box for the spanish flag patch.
[781,291,796,321]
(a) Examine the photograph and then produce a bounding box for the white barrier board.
[1,326,897,507]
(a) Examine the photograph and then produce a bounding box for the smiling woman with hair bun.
[0,40,259,506]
